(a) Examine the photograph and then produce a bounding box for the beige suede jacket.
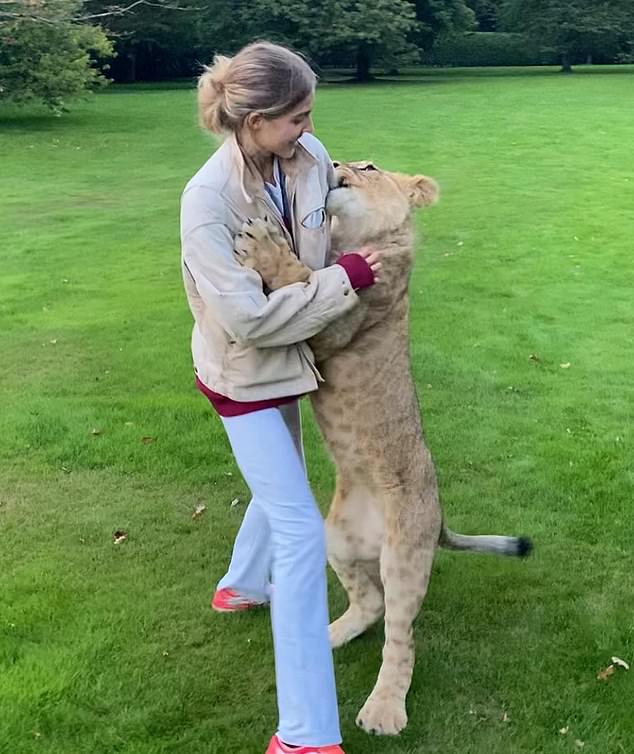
[180,132,359,401]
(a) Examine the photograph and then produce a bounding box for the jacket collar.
[226,132,317,204]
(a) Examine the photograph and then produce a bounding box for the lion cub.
[234,162,531,736]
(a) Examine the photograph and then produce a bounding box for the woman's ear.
[245,112,263,131]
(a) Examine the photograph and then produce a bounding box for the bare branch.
[81,0,201,20]
[0,0,199,25]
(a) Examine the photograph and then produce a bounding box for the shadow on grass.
[322,63,634,86]
[0,110,92,132]
[103,79,197,93]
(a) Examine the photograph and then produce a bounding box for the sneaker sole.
[211,602,269,613]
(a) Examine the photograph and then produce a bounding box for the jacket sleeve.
[181,191,358,349]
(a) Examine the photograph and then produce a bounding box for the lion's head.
[326,161,439,246]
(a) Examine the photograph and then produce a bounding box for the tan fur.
[234,162,530,735]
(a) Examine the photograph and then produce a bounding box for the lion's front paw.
[234,217,283,275]
[356,691,408,736]
[234,217,308,290]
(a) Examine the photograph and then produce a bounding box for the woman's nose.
[302,116,314,135]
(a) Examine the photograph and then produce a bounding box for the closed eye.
[361,163,377,171]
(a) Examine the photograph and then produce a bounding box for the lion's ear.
[406,175,439,207]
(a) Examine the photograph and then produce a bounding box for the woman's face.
[250,93,315,159]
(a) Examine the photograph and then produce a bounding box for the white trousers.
[217,402,341,747]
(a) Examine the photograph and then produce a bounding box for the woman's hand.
[352,246,383,282]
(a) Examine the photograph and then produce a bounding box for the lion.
[234,161,532,736]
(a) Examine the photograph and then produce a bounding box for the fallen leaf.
[575,741,585,750]
[113,529,128,544]
[91,428,102,436]
[223,471,233,477]
[141,436,155,444]
[560,362,571,369]
[162,650,169,656]
[597,664,616,681]
[230,498,240,508]
[192,503,207,519]
[528,353,541,362]
[502,711,510,723]
[49,338,58,345]
[61,465,71,473]
[559,726,570,735]
[124,421,134,427]
[612,656,630,670]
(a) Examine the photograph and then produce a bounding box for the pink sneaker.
[265,734,345,754]
[211,587,268,613]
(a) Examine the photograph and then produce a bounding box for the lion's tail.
[439,523,533,558]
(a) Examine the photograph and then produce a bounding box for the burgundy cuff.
[336,253,375,291]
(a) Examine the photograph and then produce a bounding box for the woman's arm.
[181,210,358,349]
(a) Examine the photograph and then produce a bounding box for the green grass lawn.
[1,67,633,754]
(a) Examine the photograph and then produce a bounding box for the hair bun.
[197,54,232,134]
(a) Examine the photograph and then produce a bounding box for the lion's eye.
[361,164,377,172]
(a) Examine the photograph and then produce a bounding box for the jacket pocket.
[224,342,305,389]
[300,207,327,230]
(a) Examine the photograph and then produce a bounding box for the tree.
[501,0,634,72]
[0,0,113,111]
[466,0,502,31]
[238,0,421,81]
[198,0,481,80]
[196,0,295,64]
[85,0,202,81]
[412,0,476,52]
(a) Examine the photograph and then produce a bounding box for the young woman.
[180,41,381,754]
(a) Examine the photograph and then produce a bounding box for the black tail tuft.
[516,537,533,558]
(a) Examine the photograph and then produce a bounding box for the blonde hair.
[197,41,317,134]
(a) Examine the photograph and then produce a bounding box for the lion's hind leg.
[326,483,384,648]
[355,494,441,736]
[328,557,383,648]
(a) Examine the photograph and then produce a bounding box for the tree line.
[1,0,633,111]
